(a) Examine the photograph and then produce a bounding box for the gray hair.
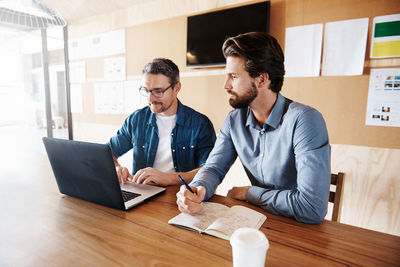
[142,58,180,84]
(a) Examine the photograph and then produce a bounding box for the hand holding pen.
[177,174,196,195]
[176,174,206,214]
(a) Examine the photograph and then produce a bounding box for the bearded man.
[176,32,331,224]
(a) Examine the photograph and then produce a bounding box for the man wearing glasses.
[108,58,216,186]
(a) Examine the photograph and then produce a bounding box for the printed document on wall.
[370,14,400,58]
[68,29,125,60]
[94,82,124,114]
[365,68,400,127]
[322,18,369,76]
[104,57,126,81]
[284,24,323,77]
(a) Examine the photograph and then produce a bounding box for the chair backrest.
[329,172,345,222]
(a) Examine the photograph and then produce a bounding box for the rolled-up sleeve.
[107,116,134,158]
[194,117,217,167]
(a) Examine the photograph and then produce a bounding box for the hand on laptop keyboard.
[116,166,133,184]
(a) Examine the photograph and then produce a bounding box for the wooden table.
[1,155,399,266]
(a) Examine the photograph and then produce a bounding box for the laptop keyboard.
[121,190,141,202]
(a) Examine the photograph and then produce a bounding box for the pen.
[177,174,196,195]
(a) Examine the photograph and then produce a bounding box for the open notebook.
[168,202,266,240]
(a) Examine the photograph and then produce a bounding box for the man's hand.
[227,186,251,200]
[132,167,172,186]
[176,185,206,214]
[116,166,133,184]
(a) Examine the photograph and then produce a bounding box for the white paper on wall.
[365,68,400,127]
[284,23,323,77]
[68,29,125,60]
[104,57,126,81]
[94,82,125,114]
[68,39,82,60]
[101,29,125,57]
[322,18,369,76]
[94,80,146,115]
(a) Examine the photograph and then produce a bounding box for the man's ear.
[173,81,181,94]
[255,73,270,89]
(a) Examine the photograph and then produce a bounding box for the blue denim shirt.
[108,100,216,174]
[191,93,331,224]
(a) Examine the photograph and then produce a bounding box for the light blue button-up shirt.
[190,93,331,224]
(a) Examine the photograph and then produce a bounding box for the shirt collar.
[147,110,157,126]
[175,100,185,126]
[266,93,285,129]
[245,93,285,130]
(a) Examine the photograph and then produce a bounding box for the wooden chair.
[330,172,345,222]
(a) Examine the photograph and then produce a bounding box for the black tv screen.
[186,1,270,67]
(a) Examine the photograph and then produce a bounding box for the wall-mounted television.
[186,1,270,67]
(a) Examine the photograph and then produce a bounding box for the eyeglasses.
[139,83,174,98]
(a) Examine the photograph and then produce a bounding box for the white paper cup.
[230,228,269,267]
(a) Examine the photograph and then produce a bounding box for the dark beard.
[228,82,258,109]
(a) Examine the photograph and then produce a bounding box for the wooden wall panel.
[126,16,187,77]
[180,75,230,130]
[85,57,105,80]
[331,144,400,236]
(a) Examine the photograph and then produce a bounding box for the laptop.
[42,137,166,210]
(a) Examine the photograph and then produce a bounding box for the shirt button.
[172,149,175,152]
[191,145,194,148]
[142,145,145,148]
[171,133,174,136]
[183,146,186,150]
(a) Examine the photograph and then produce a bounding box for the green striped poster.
[371,14,400,58]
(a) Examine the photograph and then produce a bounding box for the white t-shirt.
[152,114,176,173]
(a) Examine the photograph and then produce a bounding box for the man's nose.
[223,77,232,90]
[148,92,156,102]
